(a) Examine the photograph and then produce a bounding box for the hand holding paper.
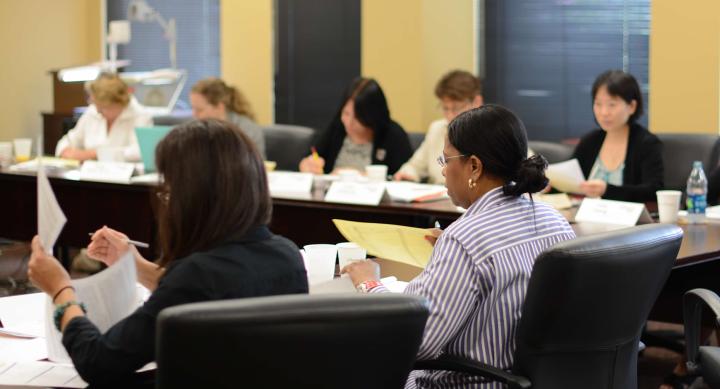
[545,159,586,194]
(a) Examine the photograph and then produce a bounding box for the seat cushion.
[699,346,720,388]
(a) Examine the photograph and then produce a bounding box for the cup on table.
[97,146,125,162]
[303,244,338,285]
[336,242,367,270]
[13,138,32,163]
[0,142,12,168]
[656,190,682,224]
[365,164,388,182]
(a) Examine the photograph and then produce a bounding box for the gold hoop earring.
[468,178,477,189]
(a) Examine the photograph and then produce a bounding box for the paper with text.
[333,219,433,268]
[45,251,138,363]
[0,360,87,388]
[385,182,448,203]
[79,161,135,184]
[546,159,585,194]
[267,171,314,199]
[325,182,386,206]
[575,198,651,227]
[37,165,67,254]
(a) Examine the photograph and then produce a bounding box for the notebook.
[135,126,172,173]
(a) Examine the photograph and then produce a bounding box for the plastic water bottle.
[686,161,708,224]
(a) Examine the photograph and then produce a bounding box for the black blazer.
[62,226,308,386]
[572,123,664,202]
[314,117,413,174]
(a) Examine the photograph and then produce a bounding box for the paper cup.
[656,190,682,224]
[13,138,31,162]
[365,164,388,182]
[303,244,337,285]
[0,142,12,168]
[336,242,367,270]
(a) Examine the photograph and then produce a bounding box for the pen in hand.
[87,232,149,248]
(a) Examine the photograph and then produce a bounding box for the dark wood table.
[1,169,718,323]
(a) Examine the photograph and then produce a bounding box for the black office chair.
[527,140,574,164]
[263,124,315,171]
[683,289,720,389]
[408,132,425,152]
[414,224,683,389]
[657,133,718,191]
[156,294,429,389]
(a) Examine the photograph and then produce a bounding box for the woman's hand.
[299,155,325,174]
[341,259,381,287]
[424,228,443,246]
[27,236,71,298]
[87,226,134,266]
[579,179,607,198]
[60,148,97,161]
[393,171,418,182]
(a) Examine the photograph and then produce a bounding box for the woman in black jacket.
[572,70,663,202]
[299,77,412,175]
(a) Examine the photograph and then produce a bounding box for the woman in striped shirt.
[344,104,576,388]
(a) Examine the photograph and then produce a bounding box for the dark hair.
[448,104,548,196]
[154,119,271,267]
[333,77,392,139]
[591,70,644,123]
[435,70,482,101]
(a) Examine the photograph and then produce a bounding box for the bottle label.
[687,194,707,214]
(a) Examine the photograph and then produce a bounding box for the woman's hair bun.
[502,154,549,196]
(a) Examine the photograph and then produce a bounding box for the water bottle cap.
[693,161,703,167]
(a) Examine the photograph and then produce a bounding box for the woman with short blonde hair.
[55,73,151,162]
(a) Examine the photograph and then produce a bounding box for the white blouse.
[55,97,153,162]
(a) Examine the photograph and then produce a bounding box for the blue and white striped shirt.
[372,186,576,388]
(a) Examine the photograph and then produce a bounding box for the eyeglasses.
[436,154,467,167]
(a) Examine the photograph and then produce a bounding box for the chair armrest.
[683,288,720,373]
[414,355,531,389]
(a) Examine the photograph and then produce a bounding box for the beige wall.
[220,0,274,125]
[0,0,102,141]
[649,1,720,134]
[362,0,476,133]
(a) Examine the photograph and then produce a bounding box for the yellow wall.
[220,0,274,125]
[0,0,102,141]
[650,1,720,134]
[362,0,476,133]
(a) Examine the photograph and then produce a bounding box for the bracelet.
[356,280,382,293]
[52,285,75,303]
[53,301,87,332]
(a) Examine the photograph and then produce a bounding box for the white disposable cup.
[0,142,12,167]
[13,138,31,161]
[336,242,367,270]
[365,164,388,182]
[303,244,338,285]
[656,190,682,224]
[97,146,125,162]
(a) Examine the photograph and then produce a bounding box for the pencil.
[87,232,149,248]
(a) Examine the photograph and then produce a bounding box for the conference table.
[1,168,719,324]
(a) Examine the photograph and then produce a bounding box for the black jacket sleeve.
[603,128,664,202]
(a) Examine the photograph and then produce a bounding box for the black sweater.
[572,123,664,202]
[314,117,413,174]
[62,226,308,387]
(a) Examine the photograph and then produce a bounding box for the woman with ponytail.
[190,78,265,158]
[343,105,576,388]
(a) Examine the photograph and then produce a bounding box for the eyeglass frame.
[436,154,467,168]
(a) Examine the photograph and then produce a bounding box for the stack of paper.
[385,182,448,203]
[333,219,433,268]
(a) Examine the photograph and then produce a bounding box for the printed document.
[45,252,138,363]
[333,219,433,268]
[545,158,585,194]
[37,164,67,254]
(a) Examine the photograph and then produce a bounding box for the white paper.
[546,159,585,194]
[78,161,135,184]
[45,252,138,363]
[308,276,408,294]
[574,198,650,227]
[37,166,67,254]
[0,337,48,361]
[267,171,314,199]
[0,361,86,388]
[384,182,448,203]
[0,293,46,337]
[324,181,386,206]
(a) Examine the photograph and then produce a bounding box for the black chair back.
[408,132,425,152]
[513,224,683,389]
[156,294,429,389]
[528,141,574,164]
[657,133,718,191]
[264,124,315,171]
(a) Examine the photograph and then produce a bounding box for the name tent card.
[575,198,652,227]
[324,181,386,206]
[267,171,313,199]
